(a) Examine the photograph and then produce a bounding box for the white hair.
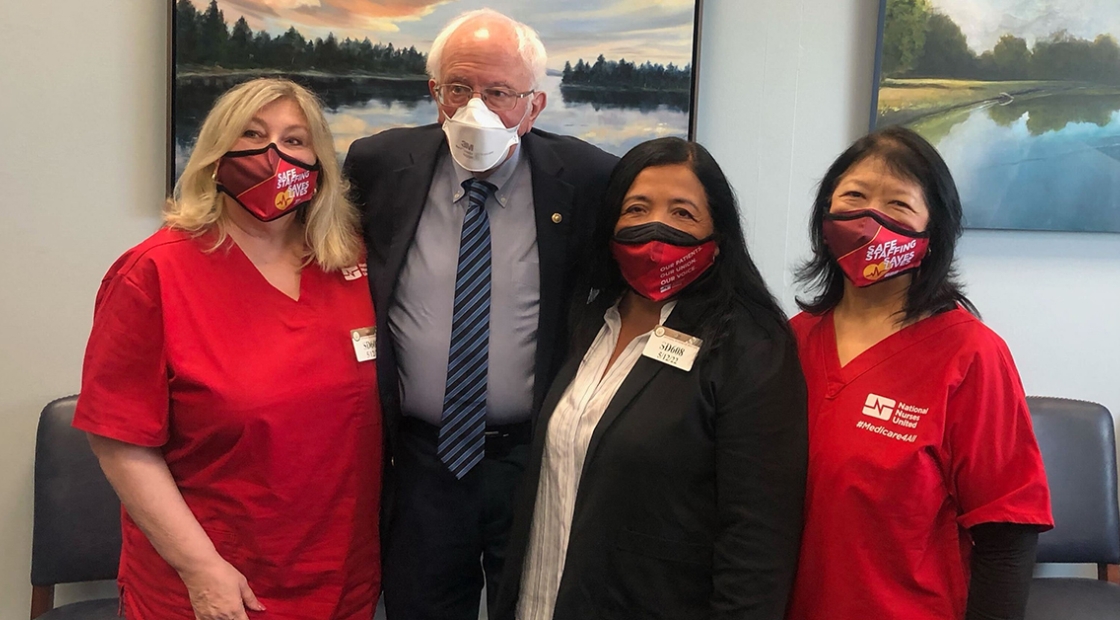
[426,8,548,89]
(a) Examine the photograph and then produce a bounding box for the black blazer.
[493,296,809,620]
[342,124,618,470]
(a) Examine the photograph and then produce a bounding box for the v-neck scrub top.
[786,308,1052,620]
[74,228,383,620]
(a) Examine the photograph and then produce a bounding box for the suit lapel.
[578,298,707,480]
[522,132,577,407]
[523,131,575,274]
[578,356,665,481]
[383,125,446,309]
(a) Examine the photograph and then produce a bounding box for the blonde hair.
[166,78,361,271]
[427,8,547,89]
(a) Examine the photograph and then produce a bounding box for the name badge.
[351,327,376,362]
[641,326,702,372]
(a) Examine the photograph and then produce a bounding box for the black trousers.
[382,418,531,620]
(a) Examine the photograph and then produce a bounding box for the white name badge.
[351,327,376,362]
[642,326,702,372]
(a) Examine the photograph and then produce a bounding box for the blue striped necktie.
[438,178,496,479]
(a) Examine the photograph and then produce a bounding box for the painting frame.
[167,0,705,192]
[870,0,1120,234]
[869,0,888,133]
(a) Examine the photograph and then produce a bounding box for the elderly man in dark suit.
[343,8,618,620]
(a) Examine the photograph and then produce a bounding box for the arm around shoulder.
[572,138,620,187]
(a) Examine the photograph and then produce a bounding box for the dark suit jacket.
[493,296,809,620]
[342,124,618,495]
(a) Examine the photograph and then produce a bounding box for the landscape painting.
[171,0,702,185]
[873,0,1120,233]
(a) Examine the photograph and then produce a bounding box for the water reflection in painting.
[874,0,1120,233]
[172,0,700,183]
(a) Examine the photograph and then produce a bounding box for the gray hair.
[426,8,548,89]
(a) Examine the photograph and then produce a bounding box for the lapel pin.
[551,212,563,224]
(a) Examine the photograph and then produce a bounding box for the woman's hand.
[179,557,266,620]
[85,436,267,618]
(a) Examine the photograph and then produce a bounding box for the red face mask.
[214,144,320,222]
[610,222,718,302]
[822,209,930,287]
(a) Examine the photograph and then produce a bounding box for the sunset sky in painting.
[188,0,698,68]
[932,0,1120,53]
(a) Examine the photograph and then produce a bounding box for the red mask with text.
[822,209,930,287]
[610,222,718,302]
[215,144,320,222]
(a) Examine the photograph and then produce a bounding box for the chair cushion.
[1026,578,1120,620]
[37,598,119,620]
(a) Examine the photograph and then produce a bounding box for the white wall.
[1,0,1116,614]
[695,0,883,305]
[0,0,167,614]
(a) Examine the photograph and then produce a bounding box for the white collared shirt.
[516,300,677,620]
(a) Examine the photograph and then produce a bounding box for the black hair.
[584,137,791,350]
[795,125,977,321]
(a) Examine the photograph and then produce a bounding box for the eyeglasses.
[433,83,535,112]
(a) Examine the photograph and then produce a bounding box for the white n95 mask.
[442,97,522,173]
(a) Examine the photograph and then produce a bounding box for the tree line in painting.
[561,55,692,92]
[176,0,694,93]
[883,0,1120,83]
[174,0,427,75]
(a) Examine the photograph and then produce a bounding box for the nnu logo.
[862,393,896,420]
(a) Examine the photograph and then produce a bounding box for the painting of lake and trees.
[874,0,1120,233]
[171,0,701,184]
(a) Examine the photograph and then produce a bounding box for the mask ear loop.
[518,92,538,127]
[209,161,225,219]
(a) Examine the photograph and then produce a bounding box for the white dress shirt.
[516,300,678,620]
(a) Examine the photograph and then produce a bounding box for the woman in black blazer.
[494,138,808,620]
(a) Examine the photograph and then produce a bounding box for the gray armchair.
[1025,396,1120,620]
[30,395,121,619]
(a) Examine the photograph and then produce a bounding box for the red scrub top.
[73,227,382,620]
[786,308,1051,620]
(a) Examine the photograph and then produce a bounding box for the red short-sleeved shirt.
[786,308,1052,620]
[73,228,382,620]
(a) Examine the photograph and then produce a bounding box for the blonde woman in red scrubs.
[786,126,1052,620]
[74,79,381,620]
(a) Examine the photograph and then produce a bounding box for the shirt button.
[551,212,563,224]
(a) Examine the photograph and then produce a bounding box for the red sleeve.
[946,331,1053,530]
[73,259,170,447]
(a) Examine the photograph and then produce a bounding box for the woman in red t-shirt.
[74,78,382,620]
[786,126,1052,620]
